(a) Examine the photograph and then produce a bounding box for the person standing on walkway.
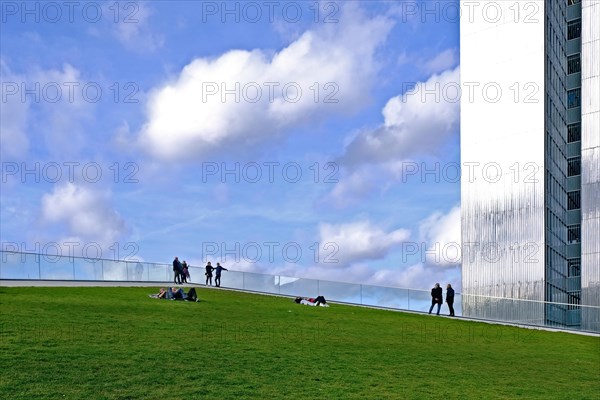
[173,257,182,284]
[205,261,215,286]
[428,283,443,315]
[182,261,191,283]
[214,262,228,287]
[446,283,455,316]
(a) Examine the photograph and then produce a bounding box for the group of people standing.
[428,283,455,316]
[204,261,228,287]
[171,257,229,287]
[172,257,191,284]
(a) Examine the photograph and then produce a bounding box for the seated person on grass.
[151,287,199,302]
[294,296,328,307]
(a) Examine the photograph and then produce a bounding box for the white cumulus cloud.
[138,4,393,160]
[318,220,410,266]
[324,65,460,206]
[340,66,460,166]
[41,183,127,248]
[419,204,461,268]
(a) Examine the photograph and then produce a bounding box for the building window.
[567,292,581,310]
[567,19,581,40]
[568,156,581,176]
[568,0,581,5]
[567,191,581,210]
[567,224,581,244]
[568,123,581,142]
[567,88,581,108]
[567,54,581,74]
[568,259,581,277]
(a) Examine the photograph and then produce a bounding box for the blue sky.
[1,1,461,290]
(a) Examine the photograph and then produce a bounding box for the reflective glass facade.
[461,0,599,331]
[564,0,584,328]
[580,0,600,331]
[460,0,547,325]
[544,0,570,327]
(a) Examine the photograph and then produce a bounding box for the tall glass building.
[460,0,599,331]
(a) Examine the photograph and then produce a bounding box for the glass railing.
[1,250,598,333]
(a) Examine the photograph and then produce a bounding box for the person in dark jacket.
[205,262,215,286]
[214,262,228,287]
[172,257,182,284]
[446,283,455,316]
[428,283,443,315]
[181,261,190,283]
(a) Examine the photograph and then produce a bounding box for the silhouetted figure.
[215,262,228,287]
[205,262,215,286]
[428,283,443,315]
[182,261,190,283]
[173,257,182,284]
[446,284,455,316]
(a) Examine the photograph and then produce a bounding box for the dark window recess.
[567,54,581,74]
[568,259,581,277]
[568,19,581,40]
[567,191,581,210]
[567,225,581,244]
[567,88,581,109]
[568,156,581,176]
[568,123,581,142]
[568,0,581,5]
[567,292,581,310]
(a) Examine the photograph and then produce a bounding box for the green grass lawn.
[0,286,598,399]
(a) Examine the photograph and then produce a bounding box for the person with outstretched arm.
[215,262,228,287]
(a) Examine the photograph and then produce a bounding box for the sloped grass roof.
[0,286,598,399]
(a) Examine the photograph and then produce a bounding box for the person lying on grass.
[294,296,329,307]
[150,287,199,302]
